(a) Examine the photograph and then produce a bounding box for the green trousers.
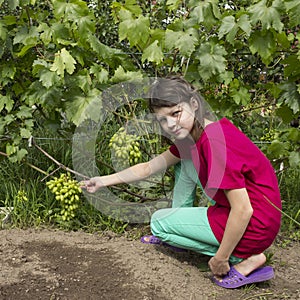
[151,160,242,264]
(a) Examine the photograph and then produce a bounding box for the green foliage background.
[0,0,299,230]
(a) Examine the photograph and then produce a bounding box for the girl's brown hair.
[148,76,206,128]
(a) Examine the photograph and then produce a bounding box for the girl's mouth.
[172,128,182,135]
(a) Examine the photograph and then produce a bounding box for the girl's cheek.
[160,124,168,132]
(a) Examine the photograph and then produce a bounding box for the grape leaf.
[38,23,54,45]
[16,148,28,163]
[142,40,164,64]
[282,55,300,79]
[218,14,252,45]
[13,26,39,45]
[13,27,29,45]
[2,64,16,79]
[249,31,276,65]
[32,59,49,75]
[90,64,109,84]
[248,0,284,32]
[50,48,77,76]
[77,15,96,38]
[111,66,143,83]
[268,140,289,158]
[25,82,62,108]
[0,22,7,40]
[88,34,116,60]
[218,71,234,85]
[287,128,300,142]
[237,14,251,36]
[196,42,227,80]
[276,31,290,48]
[275,105,295,123]
[53,0,88,21]
[6,143,17,158]
[50,52,64,76]
[8,0,19,9]
[189,0,221,29]
[0,95,13,113]
[166,0,181,11]
[218,16,236,40]
[16,106,33,119]
[230,86,250,105]
[16,44,36,57]
[285,0,300,27]
[165,28,198,56]
[39,69,60,89]
[52,23,70,41]
[289,151,300,168]
[119,13,150,48]
[124,0,142,15]
[64,88,102,125]
[278,82,300,114]
[75,71,92,94]
[20,128,32,139]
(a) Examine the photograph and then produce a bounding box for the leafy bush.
[0,0,299,231]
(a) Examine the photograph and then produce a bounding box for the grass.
[0,130,129,233]
[0,126,299,237]
[277,167,300,232]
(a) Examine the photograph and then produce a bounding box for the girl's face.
[153,100,198,139]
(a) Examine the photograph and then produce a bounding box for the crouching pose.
[82,76,281,289]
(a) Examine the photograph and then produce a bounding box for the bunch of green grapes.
[260,128,276,142]
[109,127,141,168]
[15,189,28,202]
[46,173,82,221]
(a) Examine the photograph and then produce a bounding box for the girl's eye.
[173,110,180,117]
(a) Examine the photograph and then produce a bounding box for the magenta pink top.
[169,118,281,258]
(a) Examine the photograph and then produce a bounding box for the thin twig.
[242,292,273,300]
[32,137,161,202]
[40,166,62,182]
[0,150,49,176]
[26,162,48,176]
[263,195,300,227]
[31,137,90,180]
[108,185,161,202]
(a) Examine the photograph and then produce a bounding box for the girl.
[82,76,282,289]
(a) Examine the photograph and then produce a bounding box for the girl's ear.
[190,97,199,111]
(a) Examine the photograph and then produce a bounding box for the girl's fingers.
[79,181,88,188]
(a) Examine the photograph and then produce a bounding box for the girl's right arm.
[81,149,180,193]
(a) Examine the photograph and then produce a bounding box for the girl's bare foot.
[234,253,266,277]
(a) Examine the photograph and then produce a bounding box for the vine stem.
[30,137,160,202]
[0,151,8,157]
[30,137,90,181]
[0,150,48,176]
[263,195,300,227]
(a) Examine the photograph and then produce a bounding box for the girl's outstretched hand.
[208,256,230,280]
[80,177,104,193]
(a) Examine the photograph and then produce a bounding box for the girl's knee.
[150,210,161,236]
[150,209,170,237]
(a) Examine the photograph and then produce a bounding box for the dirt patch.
[0,228,299,300]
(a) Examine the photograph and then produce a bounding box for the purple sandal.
[212,265,274,289]
[140,235,187,252]
[140,235,162,245]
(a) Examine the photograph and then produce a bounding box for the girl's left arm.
[208,188,253,276]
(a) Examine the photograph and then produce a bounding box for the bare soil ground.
[0,228,299,300]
